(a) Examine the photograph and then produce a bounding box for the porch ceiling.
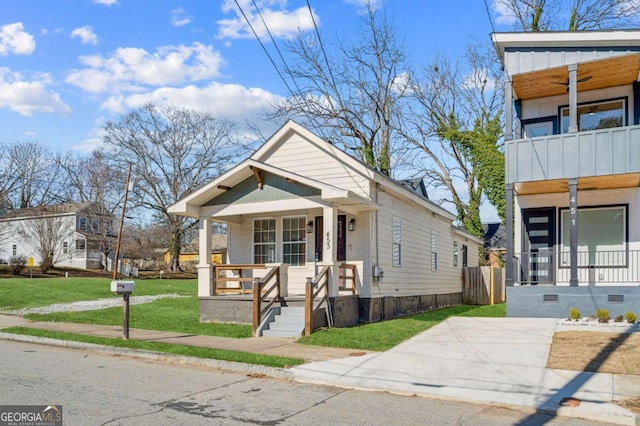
[512,53,640,100]
[514,172,640,195]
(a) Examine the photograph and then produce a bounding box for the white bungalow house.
[493,30,640,317]
[169,121,481,336]
[0,202,115,270]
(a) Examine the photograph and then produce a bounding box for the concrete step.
[260,306,304,338]
[261,329,300,338]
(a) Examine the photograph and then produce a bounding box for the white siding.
[259,133,371,198]
[505,49,638,75]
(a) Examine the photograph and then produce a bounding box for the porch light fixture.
[348,218,355,231]
[307,221,314,233]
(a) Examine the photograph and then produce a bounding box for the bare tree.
[16,205,75,272]
[400,45,504,236]
[494,0,640,30]
[102,104,241,271]
[272,1,409,176]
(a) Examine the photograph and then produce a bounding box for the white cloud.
[462,68,497,91]
[93,0,118,6]
[492,0,517,25]
[99,81,282,122]
[217,0,316,40]
[66,43,225,94]
[71,26,99,45]
[171,8,192,27]
[0,23,36,56]
[0,68,71,116]
[72,127,105,153]
[344,0,383,12]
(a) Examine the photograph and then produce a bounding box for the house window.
[560,99,625,133]
[253,218,276,264]
[76,240,86,250]
[282,216,306,266]
[78,217,87,231]
[12,244,17,256]
[560,205,627,267]
[431,231,438,271]
[63,242,68,254]
[392,217,402,267]
[91,219,99,232]
[453,241,459,267]
[462,244,468,267]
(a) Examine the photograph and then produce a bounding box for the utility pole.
[113,163,132,340]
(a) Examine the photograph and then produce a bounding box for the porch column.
[322,205,338,296]
[505,183,514,286]
[504,75,513,141]
[569,179,579,286]
[197,217,213,297]
[568,64,578,133]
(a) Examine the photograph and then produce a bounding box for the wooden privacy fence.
[462,266,505,305]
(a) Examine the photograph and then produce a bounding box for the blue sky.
[0,0,514,154]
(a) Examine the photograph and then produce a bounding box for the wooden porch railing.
[338,263,357,294]
[305,265,333,336]
[212,264,266,295]
[252,266,281,337]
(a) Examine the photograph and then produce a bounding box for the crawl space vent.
[608,295,624,303]
[543,294,559,302]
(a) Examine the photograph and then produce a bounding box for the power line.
[483,0,497,34]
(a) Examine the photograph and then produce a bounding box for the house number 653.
[326,231,331,249]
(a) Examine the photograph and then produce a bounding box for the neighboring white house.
[169,120,481,330]
[0,202,115,270]
[493,30,640,317]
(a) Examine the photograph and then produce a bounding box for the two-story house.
[493,30,640,317]
[0,202,115,270]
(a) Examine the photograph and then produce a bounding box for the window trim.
[558,204,628,268]
[431,231,438,272]
[521,115,557,137]
[558,97,627,134]
[282,215,307,267]
[252,217,277,264]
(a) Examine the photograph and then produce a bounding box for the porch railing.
[510,250,640,285]
[212,264,266,295]
[305,265,333,335]
[252,266,281,336]
[338,263,358,294]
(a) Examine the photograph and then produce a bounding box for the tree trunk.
[169,230,182,272]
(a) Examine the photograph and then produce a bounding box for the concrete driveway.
[291,317,640,425]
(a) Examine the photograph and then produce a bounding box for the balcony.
[506,125,640,191]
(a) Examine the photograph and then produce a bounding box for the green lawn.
[0,277,196,310]
[298,304,506,351]
[2,327,303,368]
[25,296,252,338]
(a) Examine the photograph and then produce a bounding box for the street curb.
[0,332,295,380]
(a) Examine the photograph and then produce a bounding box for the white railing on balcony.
[511,250,640,285]
[506,125,640,184]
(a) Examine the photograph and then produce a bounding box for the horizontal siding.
[261,133,371,198]
[373,192,480,297]
[505,49,640,75]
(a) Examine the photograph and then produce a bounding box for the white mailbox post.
[111,280,135,339]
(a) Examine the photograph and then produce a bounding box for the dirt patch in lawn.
[548,331,640,375]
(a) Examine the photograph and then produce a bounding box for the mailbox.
[111,280,135,294]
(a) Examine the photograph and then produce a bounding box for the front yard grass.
[298,303,506,351]
[25,296,252,338]
[0,277,196,310]
[2,327,303,368]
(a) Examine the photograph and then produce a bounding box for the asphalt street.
[0,340,609,426]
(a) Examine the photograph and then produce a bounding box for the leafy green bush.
[625,311,638,324]
[569,307,581,321]
[596,308,610,323]
[614,314,624,323]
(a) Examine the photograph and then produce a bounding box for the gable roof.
[0,202,108,221]
[169,120,455,221]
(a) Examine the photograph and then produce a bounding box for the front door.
[522,208,555,284]
[314,214,347,262]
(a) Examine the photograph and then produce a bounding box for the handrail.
[212,264,266,295]
[252,266,281,336]
[338,263,357,294]
[305,265,332,335]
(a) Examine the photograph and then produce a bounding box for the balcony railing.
[510,250,640,285]
[506,125,640,184]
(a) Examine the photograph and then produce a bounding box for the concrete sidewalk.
[290,317,640,425]
[2,314,640,424]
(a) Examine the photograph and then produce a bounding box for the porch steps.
[261,306,305,338]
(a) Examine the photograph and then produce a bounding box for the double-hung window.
[431,231,438,271]
[253,219,276,264]
[392,217,402,267]
[282,216,306,266]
